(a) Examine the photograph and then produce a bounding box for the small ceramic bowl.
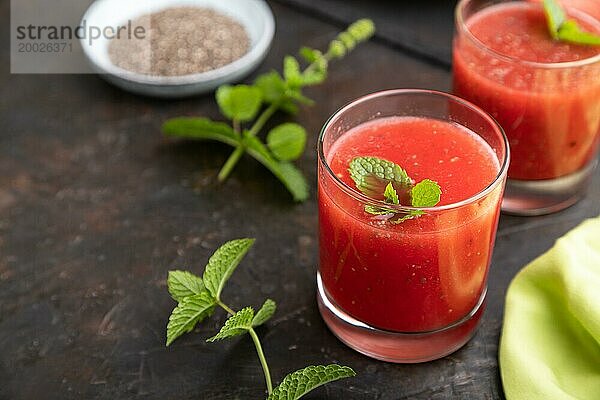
[81,0,275,98]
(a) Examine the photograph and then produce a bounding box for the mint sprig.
[165,239,356,398]
[163,19,375,202]
[348,156,442,223]
[543,0,600,45]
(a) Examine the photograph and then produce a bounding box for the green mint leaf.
[299,47,322,63]
[203,238,255,300]
[167,270,205,302]
[383,182,399,204]
[268,364,356,400]
[348,156,412,199]
[162,117,241,147]
[349,157,441,223]
[364,205,394,215]
[543,0,566,39]
[207,307,254,342]
[283,56,303,87]
[411,179,442,208]
[301,68,327,86]
[328,39,347,58]
[216,85,263,122]
[389,210,425,224]
[298,48,327,85]
[277,162,310,202]
[266,123,307,161]
[279,100,300,115]
[254,71,287,104]
[543,0,600,45]
[337,32,356,51]
[558,20,600,45]
[252,299,277,327]
[347,19,376,42]
[333,19,374,57]
[244,134,309,201]
[166,290,215,346]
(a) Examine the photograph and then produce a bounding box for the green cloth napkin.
[500,216,600,400]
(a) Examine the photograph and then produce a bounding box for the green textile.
[500,216,600,400]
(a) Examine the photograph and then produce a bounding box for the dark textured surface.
[1,1,599,399]
[274,0,458,68]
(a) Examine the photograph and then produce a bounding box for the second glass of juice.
[317,90,509,362]
[453,0,600,215]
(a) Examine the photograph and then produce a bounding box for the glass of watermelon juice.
[453,0,600,215]
[317,90,509,362]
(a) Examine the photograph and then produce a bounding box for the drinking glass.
[453,0,600,215]
[317,89,509,362]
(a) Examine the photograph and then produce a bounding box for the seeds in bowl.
[108,7,250,77]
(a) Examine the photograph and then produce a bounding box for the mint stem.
[217,300,273,395]
[217,145,245,182]
[248,102,280,138]
[216,102,280,182]
[217,300,236,315]
[249,328,273,395]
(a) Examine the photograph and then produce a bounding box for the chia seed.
[108,7,250,77]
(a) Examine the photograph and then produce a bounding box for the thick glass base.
[316,273,486,363]
[502,159,597,216]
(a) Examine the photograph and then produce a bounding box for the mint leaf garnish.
[543,0,566,39]
[364,205,394,215]
[167,270,205,302]
[268,365,356,400]
[349,156,412,199]
[363,182,399,216]
[166,290,215,346]
[411,179,442,207]
[252,299,277,327]
[543,0,600,45]
[384,182,400,204]
[558,20,600,45]
[348,156,442,223]
[207,307,254,342]
[203,238,255,300]
[266,123,307,161]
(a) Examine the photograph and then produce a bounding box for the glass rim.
[317,89,510,213]
[455,0,600,69]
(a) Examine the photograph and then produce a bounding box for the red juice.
[318,116,502,333]
[453,1,600,180]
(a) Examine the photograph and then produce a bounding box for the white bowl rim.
[80,0,275,87]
